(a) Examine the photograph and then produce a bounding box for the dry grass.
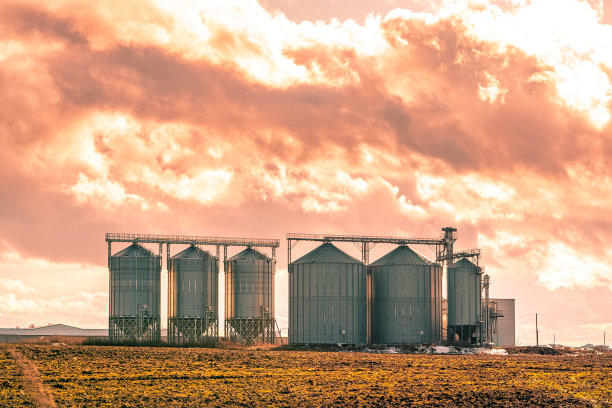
[1,344,610,407]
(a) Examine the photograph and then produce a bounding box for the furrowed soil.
[1,344,610,407]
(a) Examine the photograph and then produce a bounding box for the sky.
[0,0,611,347]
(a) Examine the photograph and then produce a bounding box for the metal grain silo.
[289,243,366,345]
[168,245,219,344]
[447,258,482,343]
[109,243,161,342]
[224,247,275,344]
[369,245,442,345]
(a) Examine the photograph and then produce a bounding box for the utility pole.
[553,334,555,346]
[536,313,539,346]
[605,332,606,347]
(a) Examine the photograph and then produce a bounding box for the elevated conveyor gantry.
[287,227,458,266]
[105,233,280,270]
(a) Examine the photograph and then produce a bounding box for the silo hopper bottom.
[225,318,275,345]
[109,316,161,342]
[448,324,479,344]
[168,316,218,344]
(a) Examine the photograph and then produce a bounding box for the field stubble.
[0,344,610,407]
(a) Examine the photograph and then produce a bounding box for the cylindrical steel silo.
[224,247,275,344]
[289,243,366,345]
[168,245,219,344]
[447,258,482,344]
[369,245,442,345]
[109,243,161,342]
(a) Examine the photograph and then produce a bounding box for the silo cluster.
[168,245,219,344]
[225,248,276,344]
[107,229,494,346]
[289,243,443,345]
[109,240,276,345]
[109,243,161,342]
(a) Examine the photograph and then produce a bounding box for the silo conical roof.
[112,243,158,257]
[369,245,432,266]
[171,245,213,259]
[228,247,270,261]
[450,258,479,269]
[291,242,362,265]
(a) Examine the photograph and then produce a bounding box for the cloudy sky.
[1,0,611,346]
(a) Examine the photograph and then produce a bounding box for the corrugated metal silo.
[447,258,482,343]
[109,243,161,342]
[369,245,442,344]
[168,245,219,344]
[289,243,366,344]
[225,247,275,344]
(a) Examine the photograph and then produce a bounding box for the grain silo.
[289,243,366,344]
[109,243,161,342]
[369,245,442,344]
[225,247,275,344]
[168,245,219,344]
[447,258,482,343]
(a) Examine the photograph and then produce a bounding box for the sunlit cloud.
[538,243,612,290]
[0,0,611,345]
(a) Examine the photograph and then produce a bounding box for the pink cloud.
[0,0,610,344]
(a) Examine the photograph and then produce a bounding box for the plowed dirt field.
[1,344,610,407]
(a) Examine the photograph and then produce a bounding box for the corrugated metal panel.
[289,243,366,345]
[169,246,218,318]
[225,249,275,320]
[369,245,442,345]
[447,257,482,343]
[110,244,161,317]
[109,243,161,341]
[291,242,362,264]
[168,245,219,342]
[370,245,433,266]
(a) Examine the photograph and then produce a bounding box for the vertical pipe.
[166,244,170,271]
[536,313,539,346]
[484,275,493,342]
[108,242,111,339]
[216,245,221,339]
[366,269,371,345]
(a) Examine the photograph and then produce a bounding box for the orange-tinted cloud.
[0,0,610,343]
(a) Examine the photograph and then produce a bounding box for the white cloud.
[537,243,612,290]
[0,279,34,294]
[0,292,108,328]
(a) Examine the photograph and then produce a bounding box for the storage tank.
[109,243,161,342]
[447,258,482,344]
[225,247,275,344]
[168,245,219,344]
[369,245,442,344]
[289,243,366,344]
